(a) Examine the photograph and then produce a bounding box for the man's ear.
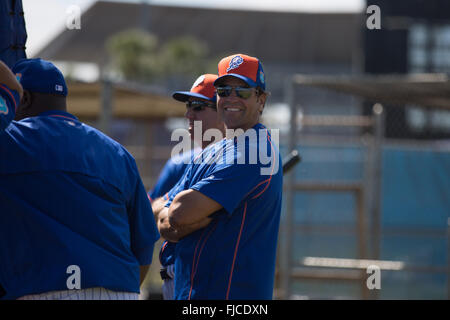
[14,90,33,121]
[257,92,267,114]
[20,90,32,110]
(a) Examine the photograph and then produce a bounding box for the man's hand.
[0,61,23,99]
[151,196,168,221]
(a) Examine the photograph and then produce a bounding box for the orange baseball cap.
[214,54,266,91]
[173,74,218,102]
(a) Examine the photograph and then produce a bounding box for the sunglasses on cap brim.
[215,86,257,99]
[185,100,217,111]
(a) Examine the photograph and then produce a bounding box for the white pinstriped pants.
[17,287,139,300]
[161,264,175,300]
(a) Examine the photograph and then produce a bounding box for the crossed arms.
[152,189,222,242]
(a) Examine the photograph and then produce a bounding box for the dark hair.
[255,87,264,96]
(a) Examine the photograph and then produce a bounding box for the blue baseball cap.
[12,58,68,96]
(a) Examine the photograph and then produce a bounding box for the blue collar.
[37,110,79,122]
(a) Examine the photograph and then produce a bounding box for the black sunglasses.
[186,100,217,111]
[216,86,255,99]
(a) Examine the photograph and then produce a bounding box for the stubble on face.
[216,77,263,132]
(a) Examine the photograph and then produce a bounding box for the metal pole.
[139,0,151,31]
[356,187,370,299]
[447,217,449,300]
[356,187,367,260]
[280,75,296,299]
[99,78,113,135]
[371,104,384,265]
[363,103,384,300]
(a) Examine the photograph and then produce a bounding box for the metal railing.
[278,74,449,300]
[278,75,385,299]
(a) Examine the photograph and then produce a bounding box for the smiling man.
[215,55,267,132]
[157,54,283,300]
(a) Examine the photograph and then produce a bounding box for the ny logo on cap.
[260,70,265,84]
[227,55,244,72]
[55,85,64,92]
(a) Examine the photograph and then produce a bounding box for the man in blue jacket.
[0,58,159,300]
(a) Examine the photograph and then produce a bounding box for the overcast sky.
[22,0,365,57]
